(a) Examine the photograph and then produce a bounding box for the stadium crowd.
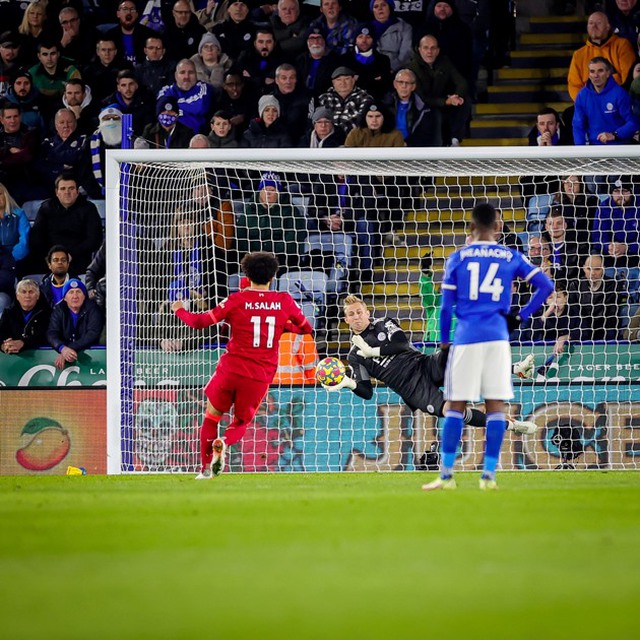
[0,0,640,359]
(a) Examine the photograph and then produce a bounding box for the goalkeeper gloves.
[513,354,535,379]
[352,334,381,359]
[321,376,357,392]
[502,311,522,334]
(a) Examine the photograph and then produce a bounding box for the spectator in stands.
[59,78,99,136]
[190,33,231,89]
[529,289,571,354]
[591,177,640,268]
[383,68,442,146]
[625,303,640,340]
[189,133,211,147]
[4,70,46,137]
[0,278,51,352]
[134,36,176,98]
[340,23,392,100]
[553,175,599,245]
[106,1,156,65]
[271,0,310,59]
[495,208,523,252]
[40,244,72,307]
[307,187,377,281]
[408,34,471,146]
[236,172,305,271]
[47,277,104,368]
[137,95,195,148]
[85,240,105,310]
[309,0,357,56]
[28,40,81,123]
[300,106,344,146]
[573,56,638,145]
[211,0,256,63]
[84,105,124,197]
[155,209,220,352]
[35,108,87,194]
[164,0,207,62]
[345,100,405,147]
[295,26,340,97]
[102,69,153,136]
[30,173,103,276]
[417,1,473,93]
[0,182,29,312]
[269,63,311,142]
[369,0,413,74]
[188,0,231,30]
[241,94,292,147]
[17,2,48,65]
[216,72,257,139]
[527,233,553,278]
[316,66,373,136]
[567,11,636,102]
[528,107,573,146]
[82,39,125,105]
[542,208,582,289]
[158,58,216,134]
[0,104,39,205]
[57,6,97,66]
[0,31,23,99]
[606,0,640,47]
[207,110,239,147]
[237,27,285,94]
[568,253,623,342]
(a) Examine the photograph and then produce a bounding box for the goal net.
[105,146,640,474]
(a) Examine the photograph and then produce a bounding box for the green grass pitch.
[1,471,639,640]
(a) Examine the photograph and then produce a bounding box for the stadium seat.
[21,200,44,224]
[88,199,106,224]
[277,269,329,330]
[304,232,352,295]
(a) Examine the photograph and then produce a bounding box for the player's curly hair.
[241,251,279,285]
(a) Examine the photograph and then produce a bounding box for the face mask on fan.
[158,113,178,127]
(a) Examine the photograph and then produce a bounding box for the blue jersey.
[440,241,541,345]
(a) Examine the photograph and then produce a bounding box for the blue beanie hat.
[370,0,395,12]
[258,172,282,191]
[62,278,87,298]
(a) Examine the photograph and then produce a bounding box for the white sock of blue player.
[440,410,464,479]
[483,412,507,480]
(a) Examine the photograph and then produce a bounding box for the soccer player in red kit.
[171,251,314,479]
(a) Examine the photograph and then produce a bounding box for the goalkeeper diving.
[323,295,536,434]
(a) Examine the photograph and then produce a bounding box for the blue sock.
[440,411,464,478]
[484,412,507,478]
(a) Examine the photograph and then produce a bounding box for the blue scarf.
[90,130,105,195]
[371,16,397,39]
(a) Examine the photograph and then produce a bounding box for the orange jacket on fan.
[274,332,319,385]
[567,34,636,102]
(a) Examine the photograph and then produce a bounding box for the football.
[315,357,346,386]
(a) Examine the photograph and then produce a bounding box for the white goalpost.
[106,146,640,475]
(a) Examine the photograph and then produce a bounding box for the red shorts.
[204,370,270,425]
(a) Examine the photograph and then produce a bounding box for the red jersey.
[176,289,313,383]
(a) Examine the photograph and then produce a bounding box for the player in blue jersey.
[422,202,554,491]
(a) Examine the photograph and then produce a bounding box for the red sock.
[200,412,220,469]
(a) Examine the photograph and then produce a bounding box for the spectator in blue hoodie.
[573,55,638,145]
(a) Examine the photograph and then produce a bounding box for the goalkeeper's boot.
[195,468,213,480]
[479,476,498,491]
[507,419,537,436]
[421,476,457,491]
[210,438,227,477]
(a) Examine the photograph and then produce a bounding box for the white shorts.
[444,341,514,403]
